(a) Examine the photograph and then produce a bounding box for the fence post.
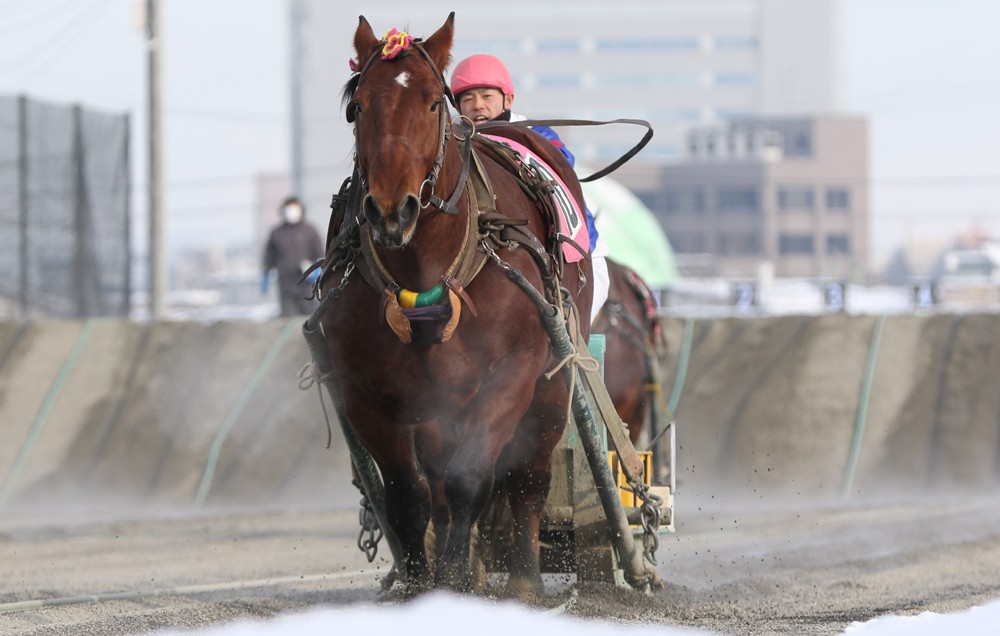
[123,113,132,316]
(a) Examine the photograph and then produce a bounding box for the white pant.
[590,254,609,325]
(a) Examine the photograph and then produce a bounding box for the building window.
[716,108,753,121]
[778,187,815,211]
[664,189,705,214]
[672,233,706,253]
[656,108,701,123]
[827,234,850,254]
[537,38,579,53]
[718,232,760,255]
[637,192,658,210]
[779,234,814,254]
[714,72,755,86]
[826,188,850,210]
[792,131,812,154]
[536,73,581,89]
[594,72,700,89]
[713,35,757,50]
[467,38,522,56]
[595,37,700,52]
[718,187,758,213]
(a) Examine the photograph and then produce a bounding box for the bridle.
[347,41,471,217]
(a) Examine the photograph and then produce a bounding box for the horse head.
[347,14,455,248]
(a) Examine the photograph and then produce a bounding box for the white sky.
[1,0,999,273]
[152,591,1000,636]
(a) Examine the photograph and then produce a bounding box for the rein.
[477,117,654,182]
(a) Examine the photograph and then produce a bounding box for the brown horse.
[592,258,667,446]
[319,14,592,599]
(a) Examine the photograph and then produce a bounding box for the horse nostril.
[362,194,381,226]
[398,194,420,227]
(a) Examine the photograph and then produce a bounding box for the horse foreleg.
[433,389,536,592]
[379,462,433,591]
[356,422,434,592]
[503,380,569,602]
[434,451,497,592]
[504,461,551,601]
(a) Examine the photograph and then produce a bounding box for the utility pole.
[146,0,165,319]
[289,0,304,197]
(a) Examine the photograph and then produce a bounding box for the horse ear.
[354,15,379,59]
[423,12,455,72]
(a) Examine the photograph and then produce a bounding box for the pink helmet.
[450,54,514,97]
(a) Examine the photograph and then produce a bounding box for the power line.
[0,0,115,88]
[0,0,81,36]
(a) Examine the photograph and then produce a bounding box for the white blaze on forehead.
[395,71,410,87]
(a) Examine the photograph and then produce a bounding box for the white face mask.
[281,203,303,224]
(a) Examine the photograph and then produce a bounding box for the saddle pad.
[481,134,589,263]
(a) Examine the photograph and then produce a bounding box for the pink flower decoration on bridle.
[380,28,414,60]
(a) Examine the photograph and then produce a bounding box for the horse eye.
[430,101,440,113]
[346,101,361,123]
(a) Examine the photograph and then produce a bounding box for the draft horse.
[317,14,593,600]
[592,258,667,447]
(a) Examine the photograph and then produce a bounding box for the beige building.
[616,116,869,281]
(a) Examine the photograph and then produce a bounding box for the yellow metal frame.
[607,450,653,510]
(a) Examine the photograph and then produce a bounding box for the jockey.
[450,53,610,325]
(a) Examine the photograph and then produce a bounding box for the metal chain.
[480,238,513,271]
[356,492,383,563]
[337,260,355,291]
[631,482,662,565]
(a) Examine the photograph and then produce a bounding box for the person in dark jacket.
[262,196,324,316]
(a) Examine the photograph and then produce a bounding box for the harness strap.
[477,117,654,182]
[424,133,472,215]
[410,41,458,109]
[472,134,566,283]
[479,211,552,277]
[355,158,488,332]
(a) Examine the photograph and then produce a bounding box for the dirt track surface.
[3,494,1000,636]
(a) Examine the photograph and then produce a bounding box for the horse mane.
[341,73,360,107]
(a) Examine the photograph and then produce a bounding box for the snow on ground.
[154,592,1000,636]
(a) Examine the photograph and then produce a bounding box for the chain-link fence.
[0,95,130,319]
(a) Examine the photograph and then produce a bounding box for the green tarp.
[580,176,680,288]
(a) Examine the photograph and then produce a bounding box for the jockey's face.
[458,87,513,123]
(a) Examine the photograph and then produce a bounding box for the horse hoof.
[380,578,435,602]
[434,569,475,594]
[504,576,541,603]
